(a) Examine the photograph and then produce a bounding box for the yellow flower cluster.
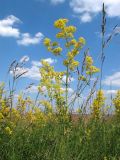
[69,60,79,71]
[78,75,87,81]
[44,38,62,56]
[4,126,12,135]
[39,60,65,112]
[85,56,100,75]
[0,112,4,121]
[54,18,68,29]
[40,100,52,111]
[54,18,76,40]
[44,18,86,75]
[65,39,77,48]
[79,37,86,45]
[113,90,120,116]
[91,90,105,119]
[44,38,51,47]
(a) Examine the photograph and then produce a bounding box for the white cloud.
[0,15,21,37]
[17,32,44,46]
[70,0,120,23]
[62,75,74,83]
[50,0,65,5]
[61,87,74,93]
[10,65,41,80]
[80,13,92,23]
[0,15,44,46]
[25,85,39,93]
[43,58,57,64]
[19,55,30,63]
[37,0,65,5]
[24,66,41,80]
[103,71,120,87]
[32,58,57,67]
[10,56,57,81]
[104,89,118,95]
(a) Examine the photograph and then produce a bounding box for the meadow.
[0,4,120,160]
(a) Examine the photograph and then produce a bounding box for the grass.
[0,115,120,160]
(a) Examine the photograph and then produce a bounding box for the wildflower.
[26,111,36,123]
[44,38,51,47]
[79,37,86,45]
[85,129,91,138]
[67,52,74,60]
[54,18,68,29]
[69,60,79,71]
[76,108,82,113]
[63,59,69,66]
[40,100,52,111]
[86,56,93,67]
[91,90,105,119]
[86,66,100,75]
[113,90,120,115]
[65,26,76,33]
[85,56,100,75]
[56,32,65,38]
[78,75,87,81]
[0,113,4,121]
[70,39,76,45]
[52,42,58,47]
[5,127,12,135]
[52,47,62,55]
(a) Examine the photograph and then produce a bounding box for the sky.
[0,0,120,96]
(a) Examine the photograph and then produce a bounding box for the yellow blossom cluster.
[39,60,65,113]
[54,18,68,29]
[40,100,52,112]
[91,90,105,119]
[85,56,100,75]
[44,38,62,56]
[4,126,12,135]
[113,90,120,116]
[44,19,86,73]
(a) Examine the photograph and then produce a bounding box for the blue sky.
[0,0,120,96]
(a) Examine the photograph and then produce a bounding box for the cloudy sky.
[0,0,120,95]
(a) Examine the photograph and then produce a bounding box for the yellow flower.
[79,37,86,45]
[56,32,65,38]
[113,90,120,115]
[44,38,51,46]
[78,75,86,81]
[104,157,108,160]
[54,18,68,29]
[67,52,74,60]
[52,42,58,46]
[76,108,82,113]
[65,26,76,33]
[52,47,62,55]
[26,111,36,123]
[0,112,4,121]
[70,39,77,45]
[85,129,91,137]
[40,100,52,111]
[5,127,12,135]
[86,66,100,75]
[86,56,93,66]
[63,59,69,66]
[91,90,105,119]
[85,56,100,75]
[69,60,79,71]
